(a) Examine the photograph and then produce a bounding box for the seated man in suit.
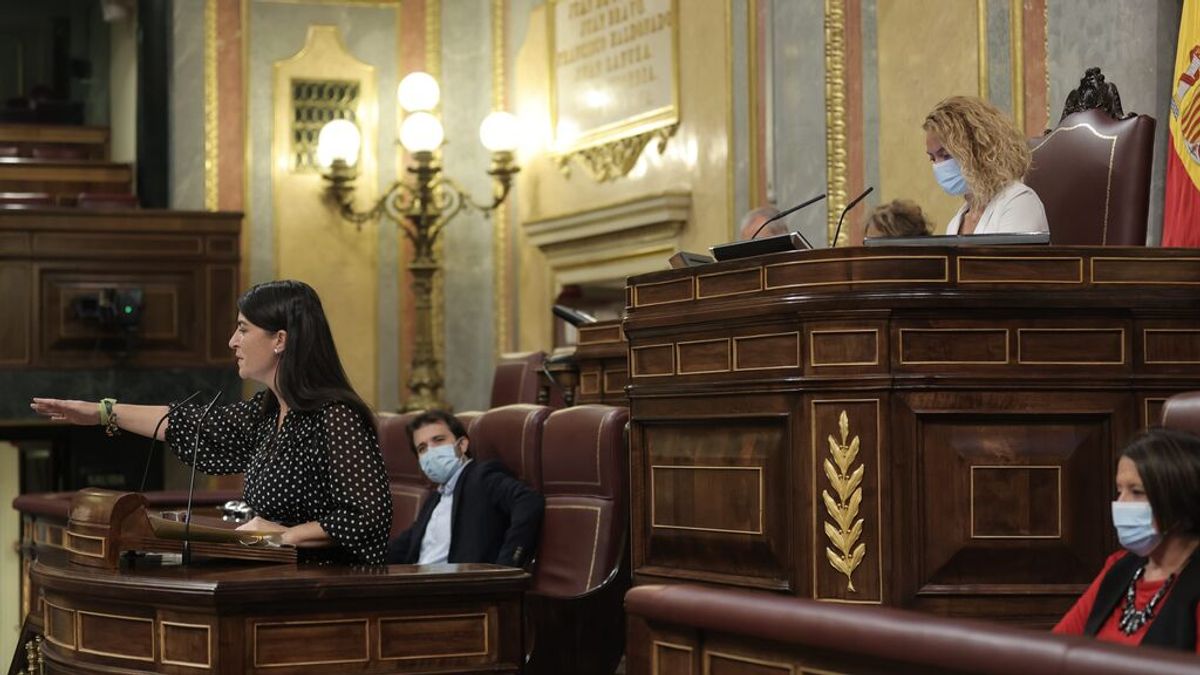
[385,410,544,567]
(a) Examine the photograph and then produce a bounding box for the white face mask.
[419,442,461,484]
[1112,501,1162,557]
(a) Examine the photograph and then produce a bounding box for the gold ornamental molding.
[204,0,218,210]
[823,0,848,246]
[556,125,678,182]
[822,410,865,591]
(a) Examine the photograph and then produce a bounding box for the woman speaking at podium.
[923,96,1049,235]
[31,280,392,565]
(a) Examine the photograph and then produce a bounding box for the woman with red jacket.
[1054,428,1200,652]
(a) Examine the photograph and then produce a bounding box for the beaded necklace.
[1118,565,1176,636]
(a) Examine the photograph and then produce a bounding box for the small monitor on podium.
[709,231,814,262]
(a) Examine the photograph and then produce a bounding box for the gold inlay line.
[897,327,1010,365]
[651,465,764,535]
[809,328,879,367]
[969,465,1062,539]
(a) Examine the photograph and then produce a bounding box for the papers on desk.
[149,511,285,548]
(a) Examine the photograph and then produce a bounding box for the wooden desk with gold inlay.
[623,245,1200,627]
[31,548,526,674]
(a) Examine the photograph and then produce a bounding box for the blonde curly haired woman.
[923,96,1048,235]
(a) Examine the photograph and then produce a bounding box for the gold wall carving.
[556,125,678,182]
[822,410,865,591]
[204,0,219,210]
[823,0,847,245]
[272,25,379,405]
[290,79,360,172]
[493,0,511,354]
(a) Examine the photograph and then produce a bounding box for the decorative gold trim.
[811,398,883,603]
[969,465,1062,539]
[377,613,489,661]
[42,600,77,650]
[1011,0,1025,133]
[696,267,765,299]
[493,0,510,355]
[823,0,847,245]
[557,126,679,181]
[633,277,695,307]
[159,621,213,669]
[253,618,369,667]
[653,640,695,674]
[1016,327,1126,365]
[1090,256,1200,285]
[675,338,732,375]
[1144,397,1169,427]
[732,331,801,371]
[77,609,155,662]
[765,255,950,289]
[747,0,761,205]
[898,327,1010,365]
[579,370,601,395]
[427,0,444,387]
[63,530,106,558]
[1030,123,1116,243]
[725,0,735,235]
[547,0,681,176]
[956,256,1084,284]
[1143,329,1200,364]
[204,0,218,211]
[976,0,987,99]
[821,410,865,591]
[651,465,764,535]
[547,504,602,589]
[631,342,676,377]
[809,329,879,367]
[704,649,795,674]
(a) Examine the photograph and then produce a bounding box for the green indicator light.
[124,306,133,314]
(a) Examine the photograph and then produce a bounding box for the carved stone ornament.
[822,410,866,592]
[1061,67,1130,122]
[556,125,678,182]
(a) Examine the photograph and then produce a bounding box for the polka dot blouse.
[166,390,392,565]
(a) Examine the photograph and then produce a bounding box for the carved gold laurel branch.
[556,125,678,182]
[822,410,865,591]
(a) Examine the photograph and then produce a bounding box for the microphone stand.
[182,391,223,565]
[831,187,875,247]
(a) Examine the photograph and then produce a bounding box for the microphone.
[750,193,827,239]
[552,304,597,327]
[182,390,222,565]
[138,391,202,492]
[831,186,875,247]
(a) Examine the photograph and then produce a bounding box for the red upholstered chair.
[1025,108,1156,245]
[376,412,430,535]
[75,192,139,209]
[467,404,552,490]
[490,351,548,407]
[525,404,629,675]
[1161,391,1200,436]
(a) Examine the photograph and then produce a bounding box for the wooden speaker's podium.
[27,489,527,674]
[623,245,1200,626]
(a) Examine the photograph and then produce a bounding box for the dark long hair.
[237,280,375,436]
[1122,428,1200,536]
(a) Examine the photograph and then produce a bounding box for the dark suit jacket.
[385,459,544,567]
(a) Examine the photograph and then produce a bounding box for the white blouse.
[945,181,1049,235]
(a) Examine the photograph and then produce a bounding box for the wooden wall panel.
[0,262,31,364]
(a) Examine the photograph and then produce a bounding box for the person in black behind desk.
[386,410,544,567]
[31,280,393,565]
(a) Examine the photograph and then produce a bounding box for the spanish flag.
[1165,0,1200,247]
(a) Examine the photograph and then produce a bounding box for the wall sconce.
[318,71,520,411]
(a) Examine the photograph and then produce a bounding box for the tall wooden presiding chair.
[1025,67,1156,245]
[377,411,430,535]
[525,405,630,675]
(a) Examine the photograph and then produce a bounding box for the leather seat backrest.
[532,405,629,597]
[1025,108,1156,245]
[468,404,552,490]
[1161,391,1200,437]
[376,411,429,535]
[491,351,547,407]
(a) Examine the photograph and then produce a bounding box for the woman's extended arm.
[31,398,171,440]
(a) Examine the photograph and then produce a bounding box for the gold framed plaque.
[548,0,681,181]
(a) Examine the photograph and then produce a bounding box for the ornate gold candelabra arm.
[450,151,520,215]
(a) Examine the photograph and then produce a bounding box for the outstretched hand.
[30,398,100,426]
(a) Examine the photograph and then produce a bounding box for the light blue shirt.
[417,458,471,564]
